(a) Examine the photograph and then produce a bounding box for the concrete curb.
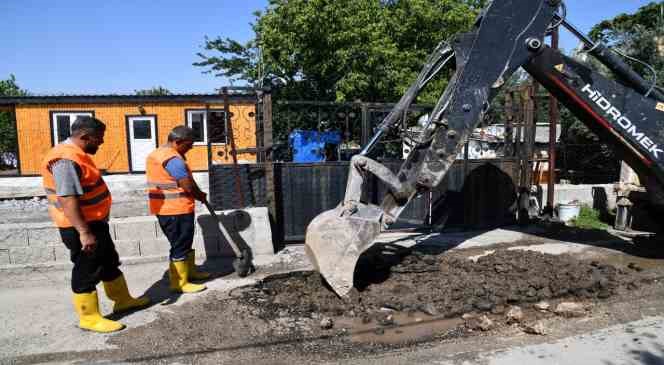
[0,172,210,199]
[0,207,273,267]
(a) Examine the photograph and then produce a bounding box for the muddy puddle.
[335,312,464,345]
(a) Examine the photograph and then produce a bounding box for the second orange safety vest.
[145,147,195,216]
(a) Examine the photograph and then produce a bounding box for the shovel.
[202,199,255,277]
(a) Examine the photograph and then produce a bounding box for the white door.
[128,116,156,172]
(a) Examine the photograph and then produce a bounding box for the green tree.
[588,2,663,92]
[0,75,27,169]
[195,0,484,103]
[135,86,172,96]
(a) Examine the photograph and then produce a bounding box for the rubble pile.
[239,249,630,320]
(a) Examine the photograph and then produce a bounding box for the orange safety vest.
[145,147,195,216]
[41,143,112,228]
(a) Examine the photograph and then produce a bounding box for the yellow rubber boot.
[103,275,150,314]
[72,291,125,333]
[187,250,211,281]
[169,261,206,293]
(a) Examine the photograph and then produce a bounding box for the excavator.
[304,0,664,297]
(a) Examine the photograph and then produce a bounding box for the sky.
[0,0,657,95]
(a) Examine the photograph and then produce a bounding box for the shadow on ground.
[604,341,664,365]
[107,256,236,321]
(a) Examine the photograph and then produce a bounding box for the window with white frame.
[186,109,226,145]
[51,111,94,145]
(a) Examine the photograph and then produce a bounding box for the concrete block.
[54,245,71,263]
[196,207,274,257]
[0,249,9,265]
[10,246,55,265]
[155,222,165,238]
[237,207,273,256]
[138,238,170,257]
[0,176,43,199]
[539,184,616,210]
[0,227,28,248]
[114,240,140,258]
[113,220,157,241]
[28,227,61,246]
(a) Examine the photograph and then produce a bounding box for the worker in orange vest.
[146,126,210,293]
[41,116,149,333]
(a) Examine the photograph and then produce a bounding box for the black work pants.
[157,213,195,261]
[59,220,122,294]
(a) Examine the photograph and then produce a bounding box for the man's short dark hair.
[71,116,106,136]
[168,125,194,142]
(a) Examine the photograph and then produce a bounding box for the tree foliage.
[588,2,663,91]
[0,75,27,169]
[195,0,485,102]
[135,86,172,96]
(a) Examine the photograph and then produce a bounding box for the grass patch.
[570,205,610,230]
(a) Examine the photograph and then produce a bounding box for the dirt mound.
[105,247,654,363]
[239,249,628,320]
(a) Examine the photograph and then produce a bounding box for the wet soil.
[250,248,626,319]
[99,244,663,364]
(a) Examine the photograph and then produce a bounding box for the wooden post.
[504,91,514,158]
[262,90,273,162]
[261,89,281,245]
[546,28,560,211]
[520,85,535,189]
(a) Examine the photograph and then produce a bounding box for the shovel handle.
[202,199,219,219]
[202,199,243,258]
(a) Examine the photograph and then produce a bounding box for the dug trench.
[101,242,664,364]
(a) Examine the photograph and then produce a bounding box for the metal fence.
[210,159,519,242]
[270,100,434,162]
[209,82,623,243]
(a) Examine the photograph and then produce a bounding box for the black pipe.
[560,18,664,101]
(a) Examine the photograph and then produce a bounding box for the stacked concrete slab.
[0,207,273,267]
[0,172,209,200]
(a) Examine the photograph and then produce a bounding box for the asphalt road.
[2,228,664,365]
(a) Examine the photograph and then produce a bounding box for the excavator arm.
[305,0,664,297]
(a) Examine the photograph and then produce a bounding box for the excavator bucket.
[305,204,382,297]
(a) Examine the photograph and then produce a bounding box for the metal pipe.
[557,17,595,48]
[360,129,386,156]
[560,18,664,100]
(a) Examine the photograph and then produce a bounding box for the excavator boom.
[305,0,664,297]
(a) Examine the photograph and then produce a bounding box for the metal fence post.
[222,87,246,208]
[361,103,370,148]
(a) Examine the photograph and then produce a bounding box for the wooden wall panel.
[16,105,55,175]
[15,102,257,175]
